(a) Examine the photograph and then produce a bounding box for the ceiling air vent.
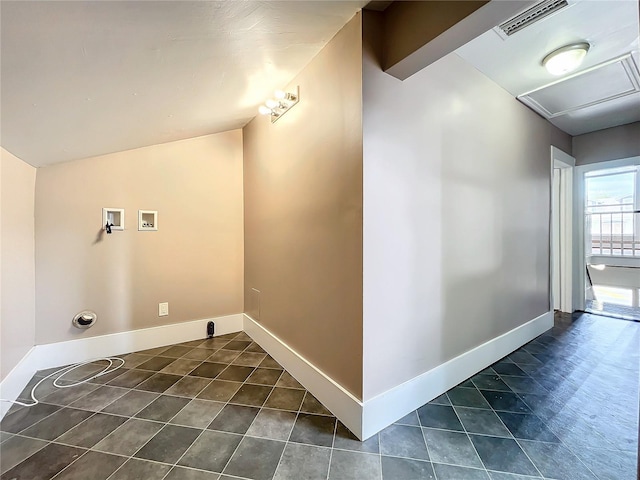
[498,0,568,37]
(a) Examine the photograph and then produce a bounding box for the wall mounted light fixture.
[258,86,299,123]
[542,42,590,76]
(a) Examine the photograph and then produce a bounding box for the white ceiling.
[456,0,640,136]
[0,1,365,167]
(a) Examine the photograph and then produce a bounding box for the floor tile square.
[471,374,512,392]
[179,339,206,348]
[455,407,512,437]
[189,362,227,379]
[470,435,540,476]
[263,387,305,411]
[246,408,297,441]
[53,450,126,480]
[69,385,128,411]
[0,402,60,433]
[379,424,429,460]
[165,466,221,480]
[259,356,282,369]
[480,390,532,413]
[197,379,242,402]
[416,404,464,431]
[0,442,85,480]
[165,376,212,398]
[381,456,435,480]
[246,368,282,386]
[207,349,241,364]
[334,421,379,453]
[101,389,159,416]
[135,372,182,393]
[328,449,381,480]
[496,412,560,442]
[223,436,285,480]
[208,404,260,434]
[230,383,273,407]
[491,362,528,377]
[41,383,99,406]
[432,463,490,480]
[93,418,163,455]
[273,442,331,480]
[300,392,332,415]
[572,446,636,480]
[135,394,190,422]
[428,393,451,405]
[108,458,172,480]
[137,356,176,371]
[289,413,336,447]
[246,342,267,353]
[447,387,491,408]
[170,399,225,428]
[216,365,255,382]
[224,340,252,351]
[134,424,202,463]
[136,346,171,356]
[178,429,242,472]
[107,369,154,388]
[508,352,542,365]
[20,407,93,441]
[161,345,193,358]
[119,353,151,368]
[161,358,202,375]
[232,351,267,367]
[486,472,542,480]
[394,411,420,426]
[500,376,546,394]
[518,439,598,479]
[422,428,483,468]
[183,348,215,361]
[0,435,48,474]
[55,412,127,447]
[276,372,304,389]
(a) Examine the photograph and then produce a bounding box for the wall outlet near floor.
[159,302,169,316]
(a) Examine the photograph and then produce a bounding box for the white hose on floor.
[0,357,126,408]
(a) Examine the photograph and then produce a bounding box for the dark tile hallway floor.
[1,312,638,479]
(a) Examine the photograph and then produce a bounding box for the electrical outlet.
[159,302,169,316]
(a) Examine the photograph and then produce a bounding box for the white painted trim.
[551,146,575,313]
[0,347,39,418]
[574,156,640,311]
[360,311,553,440]
[0,313,243,419]
[242,314,364,438]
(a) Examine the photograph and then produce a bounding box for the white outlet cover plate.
[159,302,169,316]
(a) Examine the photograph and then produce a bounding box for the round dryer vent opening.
[72,310,97,329]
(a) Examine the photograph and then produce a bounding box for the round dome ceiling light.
[542,42,590,76]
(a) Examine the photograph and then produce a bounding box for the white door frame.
[551,146,574,313]
[573,155,640,312]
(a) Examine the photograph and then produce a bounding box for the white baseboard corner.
[0,313,243,420]
[360,310,553,439]
[243,314,364,439]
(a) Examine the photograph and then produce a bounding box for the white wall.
[1,148,36,380]
[361,11,570,401]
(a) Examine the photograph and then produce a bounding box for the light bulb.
[274,90,286,100]
[258,105,272,116]
[265,99,279,109]
[542,42,590,76]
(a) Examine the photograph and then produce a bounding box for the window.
[585,166,639,256]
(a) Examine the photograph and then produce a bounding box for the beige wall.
[573,122,640,165]
[243,15,363,399]
[1,148,36,380]
[362,11,570,400]
[35,131,244,344]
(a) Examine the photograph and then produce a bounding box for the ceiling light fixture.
[542,42,590,76]
[258,86,300,123]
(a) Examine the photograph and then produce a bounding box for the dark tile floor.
[1,312,638,480]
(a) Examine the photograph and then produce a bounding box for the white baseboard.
[360,310,553,439]
[0,313,243,419]
[243,314,364,438]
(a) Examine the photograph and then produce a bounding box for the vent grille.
[498,0,568,36]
